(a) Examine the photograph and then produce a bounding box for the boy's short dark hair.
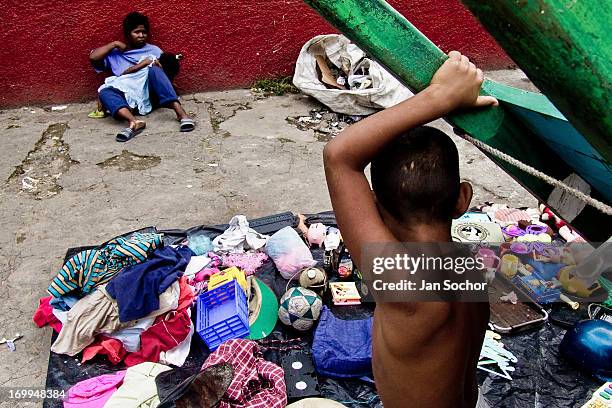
[123,12,150,37]
[371,126,460,224]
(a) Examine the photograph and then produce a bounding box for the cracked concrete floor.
[0,70,536,402]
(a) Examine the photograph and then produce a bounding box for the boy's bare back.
[323,51,498,407]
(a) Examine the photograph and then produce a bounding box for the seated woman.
[90,11,195,142]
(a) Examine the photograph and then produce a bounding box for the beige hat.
[286,398,348,408]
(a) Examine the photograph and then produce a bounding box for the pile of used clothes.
[35,231,195,367]
[33,207,610,408]
[34,213,377,408]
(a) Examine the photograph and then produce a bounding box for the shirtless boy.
[324,51,498,408]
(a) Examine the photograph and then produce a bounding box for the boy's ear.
[452,182,473,218]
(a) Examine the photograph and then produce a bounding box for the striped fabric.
[48,233,163,298]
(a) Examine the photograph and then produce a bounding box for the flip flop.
[179,118,195,132]
[87,109,107,119]
[116,122,146,142]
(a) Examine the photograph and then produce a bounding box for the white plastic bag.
[265,227,316,279]
[212,215,269,253]
[293,34,413,115]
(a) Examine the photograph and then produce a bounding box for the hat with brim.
[247,277,279,340]
[156,363,233,408]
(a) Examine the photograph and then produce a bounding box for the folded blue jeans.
[99,66,179,118]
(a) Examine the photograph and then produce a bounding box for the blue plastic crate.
[196,279,249,351]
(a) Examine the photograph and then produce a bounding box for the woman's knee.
[98,88,129,118]
[148,65,169,81]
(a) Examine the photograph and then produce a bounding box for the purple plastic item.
[510,242,560,256]
[502,225,525,237]
[526,225,548,235]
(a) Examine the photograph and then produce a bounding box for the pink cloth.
[32,296,62,333]
[63,370,126,407]
[194,267,220,282]
[221,252,268,275]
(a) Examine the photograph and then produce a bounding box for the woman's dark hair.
[159,53,182,81]
[123,12,150,37]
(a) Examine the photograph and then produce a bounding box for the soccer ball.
[278,287,323,331]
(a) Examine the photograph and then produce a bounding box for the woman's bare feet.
[129,120,146,132]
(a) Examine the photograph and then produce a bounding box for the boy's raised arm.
[323,51,497,267]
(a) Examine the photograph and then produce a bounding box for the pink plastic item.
[194,267,220,283]
[307,223,327,247]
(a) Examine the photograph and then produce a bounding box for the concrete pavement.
[0,70,537,402]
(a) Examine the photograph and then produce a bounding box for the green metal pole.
[461,0,612,166]
[302,0,612,241]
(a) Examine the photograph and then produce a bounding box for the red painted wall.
[0,0,512,108]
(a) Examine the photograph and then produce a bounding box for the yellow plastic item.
[559,266,601,298]
[208,267,248,293]
[500,254,519,278]
[516,233,552,243]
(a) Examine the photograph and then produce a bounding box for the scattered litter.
[207,163,219,167]
[0,333,23,352]
[51,105,68,111]
[500,291,518,304]
[286,108,364,140]
[478,332,517,380]
[21,176,39,191]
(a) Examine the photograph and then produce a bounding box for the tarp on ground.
[43,212,601,408]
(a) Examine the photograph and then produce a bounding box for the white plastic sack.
[212,215,269,253]
[265,226,316,279]
[293,34,413,115]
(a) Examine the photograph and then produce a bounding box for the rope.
[458,133,612,216]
